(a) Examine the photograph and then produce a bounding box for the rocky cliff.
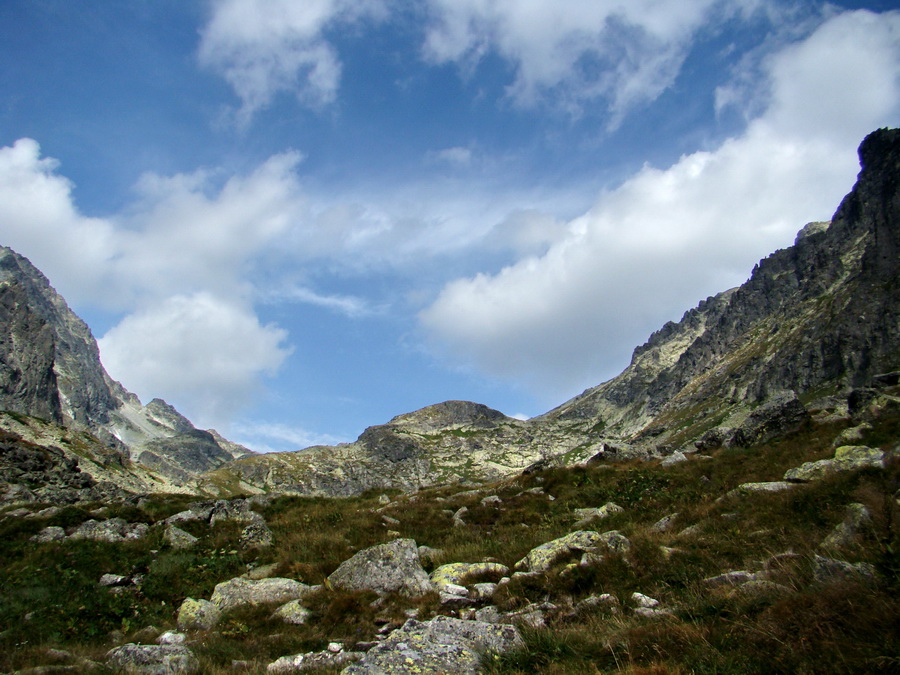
[540,127,900,450]
[0,246,253,494]
[210,128,900,496]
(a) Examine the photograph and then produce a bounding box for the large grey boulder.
[784,446,885,482]
[430,562,509,590]
[342,616,523,674]
[210,577,311,612]
[106,644,198,674]
[176,598,222,631]
[515,530,629,574]
[69,518,148,543]
[328,538,433,596]
[727,392,809,447]
[821,503,873,549]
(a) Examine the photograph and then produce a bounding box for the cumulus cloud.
[0,140,307,429]
[0,139,118,304]
[98,293,291,428]
[421,10,900,403]
[228,421,347,453]
[199,0,387,124]
[422,0,766,122]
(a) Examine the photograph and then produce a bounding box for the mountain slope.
[540,127,900,450]
[0,246,252,492]
[211,127,900,496]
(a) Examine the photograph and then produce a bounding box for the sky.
[1,1,899,453]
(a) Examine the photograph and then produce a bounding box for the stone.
[575,593,619,614]
[416,545,444,566]
[832,423,872,447]
[480,495,502,507]
[244,562,280,580]
[273,600,312,625]
[239,521,273,549]
[812,554,877,584]
[164,524,198,550]
[703,571,760,587]
[633,607,674,619]
[156,631,186,645]
[99,574,130,587]
[631,592,660,608]
[176,598,222,631]
[515,530,612,573]
[30,526,65,543]
[69,518,148,543]
[210,577,311,612]
[650,513,679,533]
[430,562,509,590]
[470,583,497,600]
[342,616,524,675]
[452,506,468,528]
[328,538,433,596]
[821,503,873,549]
[661,451,688,467]
[729,481,796,496]
[209,499,263,526]
[785,446,885,482]
[573,502,624,526]
[377,494,391,505]
[106,644,198,674]
[727,391,809,448]
[267,650,364,673]
[474,606,503,623]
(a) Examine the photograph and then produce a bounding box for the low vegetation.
[0,402,898,673]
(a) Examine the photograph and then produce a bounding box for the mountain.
[1,128,898,502]
[210,127,900,496]
[0,246,253,499]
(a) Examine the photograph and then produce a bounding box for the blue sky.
[1,1,899,452]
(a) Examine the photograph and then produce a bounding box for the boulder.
[210,577,311,612]
[728,481,796,496]
[267,649,364,672]
[176,598,222,631]
[342,616,523,675]
[784,446,885,482]
[515,530,612,573]
[239,521,273,549]
[30,525,65,543]
[328,538,433,596]
[164,524,198,550]
[430,562,509,590]
[69,518,148,543]
[273,600,312,625]
[821,503,873,549]
[812,555,877,584]
[106,644,198,674]
[727,392,809,447]
[573,502,623,526]
[650,513,679,533]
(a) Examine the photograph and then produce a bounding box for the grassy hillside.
[1,393,898,674]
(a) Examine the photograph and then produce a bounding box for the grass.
[0,402,897,673]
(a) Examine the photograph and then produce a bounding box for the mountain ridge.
[1,128,899,501]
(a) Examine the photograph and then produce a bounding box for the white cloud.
[0,139,118,304]
[199,0,388,124]
[98,293,291,429]
[0,140,306,428]
[422,0,766,122]
[266,284,376,318]
[421,10,900,404]
[228,420,347,453]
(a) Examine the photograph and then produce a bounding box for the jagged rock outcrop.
[539,128,900,450]
[0,245,252,494]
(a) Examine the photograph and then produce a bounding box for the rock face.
[0,245,252,494]
[343,616,524,675]
[327,538,433,596]
[539,128,900,450]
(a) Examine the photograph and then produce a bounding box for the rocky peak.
[387,400,511,431]
[541,127,900,447]
[0,245,250,487]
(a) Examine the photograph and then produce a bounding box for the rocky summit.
[0,245,252,501]
[0,129,898,674]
